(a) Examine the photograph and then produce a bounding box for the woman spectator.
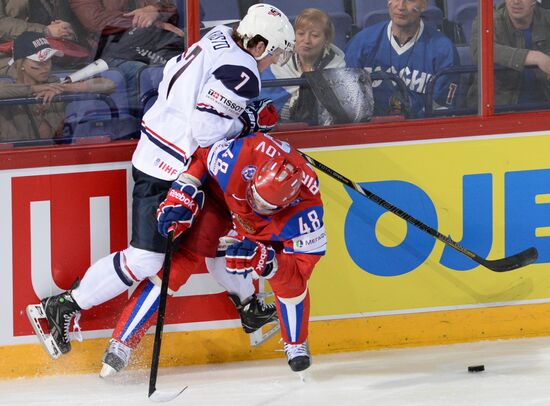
[261,8,345,124]
[0,32,115,143]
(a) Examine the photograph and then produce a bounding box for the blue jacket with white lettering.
[345,20,459,117]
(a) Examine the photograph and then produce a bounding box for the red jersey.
[187,133,326,258]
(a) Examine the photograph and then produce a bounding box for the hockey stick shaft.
[148,231,175,398]
[299,151,537,272]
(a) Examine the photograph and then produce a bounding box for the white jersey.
[132,25,261,180]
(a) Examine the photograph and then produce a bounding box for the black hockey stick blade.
[299,151,538,272]
[475,246,538,272]
[149,386,188,403]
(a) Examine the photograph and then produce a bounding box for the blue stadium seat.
[353,0,388,27]
[138,66,164,113]
[64,68,139,140]
[446,0,477,22]
[454,4,478,43]
[422,0,443,29]
[329,12,353,50]
[201,0,240,22]
[265,0,346,16]
[356,0,442,29]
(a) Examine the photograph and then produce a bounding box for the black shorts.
[130,166,172,253]
[130,166,232,256]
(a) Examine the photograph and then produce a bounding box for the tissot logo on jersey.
[206,89,245,115]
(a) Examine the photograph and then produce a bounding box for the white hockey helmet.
[237,3,295,66]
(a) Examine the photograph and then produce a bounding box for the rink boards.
[2,132,550,378]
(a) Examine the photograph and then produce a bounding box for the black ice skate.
[100,339,132,378]
[284,340,311,372]
[228,293,280,346]
[26,287,82,360]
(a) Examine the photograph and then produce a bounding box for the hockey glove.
[238,98,278,137]
[157,181,205,239]
[226,237,278,279]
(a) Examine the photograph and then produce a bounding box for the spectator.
[261,8,345,124]
[0,0,90,69]
[69,0,185,115]
[345,0,459,117]
[468,0,550,107]
[0,32,115,143]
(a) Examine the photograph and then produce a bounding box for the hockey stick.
[299,151,538,272]
[148,231,187,402]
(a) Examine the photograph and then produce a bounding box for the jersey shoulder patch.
[206,138,246,192]
[212,64,260,99]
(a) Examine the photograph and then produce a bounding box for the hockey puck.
[468,365,485,373]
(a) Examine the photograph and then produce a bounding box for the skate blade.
[99,363,118,379]
[26,304,62,360]
[149,386,188,402]
[249,322,281,347]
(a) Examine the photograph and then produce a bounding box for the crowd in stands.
[1,0,550,143]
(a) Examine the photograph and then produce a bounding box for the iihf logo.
[241,165,257,182]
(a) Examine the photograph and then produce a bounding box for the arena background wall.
[2,131,550,379]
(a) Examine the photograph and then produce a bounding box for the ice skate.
[228,293,280,346]
[26,288,82,359]
[284,340,311,373]
[228,293,278,333]
[100,339,132,378]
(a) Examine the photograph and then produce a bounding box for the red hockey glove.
[226,237,278,279]
[238,98,278,137]
[157,181,204,239]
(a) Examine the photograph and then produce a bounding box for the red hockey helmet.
[246,156,302,215]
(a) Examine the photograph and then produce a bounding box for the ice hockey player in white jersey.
[26,4,295,361]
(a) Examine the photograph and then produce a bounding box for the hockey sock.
[276,288,310,344]
[112,279,160,348]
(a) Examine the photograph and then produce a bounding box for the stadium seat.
[356,0,442,29]
[353,0,388,27]
[454,4,478,44]
[64,68,139,141]
[421,0,443,29]
[138,66,164,113]
[201,0,240,22]
[265,0,346,16]
[446,0,477,22]
[331,12,353,50]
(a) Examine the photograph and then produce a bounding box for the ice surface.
[3,336,550,406]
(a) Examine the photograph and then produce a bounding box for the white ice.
[3,336,550,406]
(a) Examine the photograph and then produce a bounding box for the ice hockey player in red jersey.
[114,132,326,373]
[26,4,295,362]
